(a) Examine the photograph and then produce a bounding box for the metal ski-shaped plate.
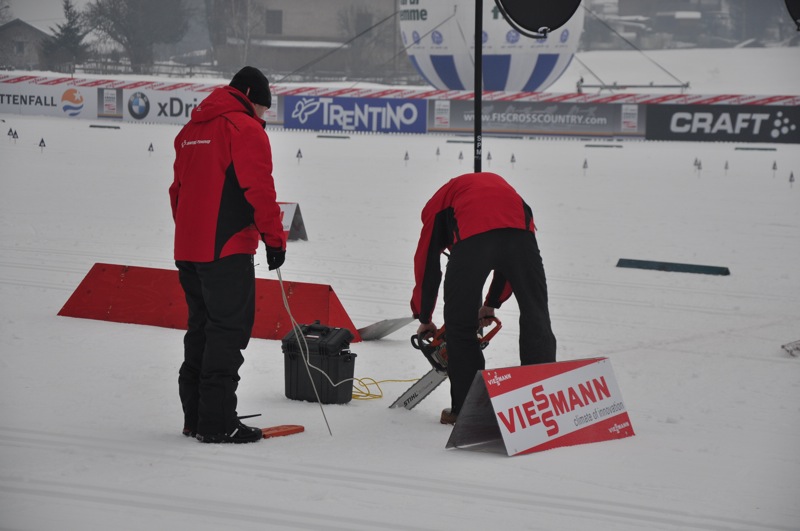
[358,317,415,341]
[389,369,448,410]
[782,339,800,357]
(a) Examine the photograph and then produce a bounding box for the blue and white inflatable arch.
[399,0,584,92]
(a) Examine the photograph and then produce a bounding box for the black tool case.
[282,322,356,404]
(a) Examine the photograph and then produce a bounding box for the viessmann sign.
[645,104,800,144]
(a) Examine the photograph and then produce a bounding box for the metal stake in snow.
[473,0,483,172]
[148,143,154,155]
[510,153,516,169]
[296,149,303,164]
[487,151,492,167]
[583,158,588,176]
[790,171,795,188]
[772,161,777,178]
[39,138,46,153]
[724,160,729,176]
[436,147,440,161]
[404,150,409,166]
[459,151,464,164]
[12,130,18,143]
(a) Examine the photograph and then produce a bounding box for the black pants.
[443,229,556,414]
[176,254,255,435]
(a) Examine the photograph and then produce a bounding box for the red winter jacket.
[410,172,536,323]
[169,85,285,262]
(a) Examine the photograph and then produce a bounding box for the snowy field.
[1,48,799,530]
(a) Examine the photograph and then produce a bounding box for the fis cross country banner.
[283,95,427,134]
[433,99,644,136]
[645,104,800,144]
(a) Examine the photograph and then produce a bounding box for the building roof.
[0,18,51,39]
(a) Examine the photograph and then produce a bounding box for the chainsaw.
[390,317,502,410]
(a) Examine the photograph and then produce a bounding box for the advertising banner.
[0,77,91,118]
[447,357,635,456]
[0,75,220,125]
[432,99,644,137]
[645,104,800,144]
[3,73,796,142]
[283,95,427,134]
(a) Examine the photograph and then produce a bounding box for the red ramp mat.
[58,263,361,341]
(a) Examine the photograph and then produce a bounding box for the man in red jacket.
[169,66,286,443]
[411,172,556,425]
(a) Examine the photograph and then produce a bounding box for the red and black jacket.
[170,85,286,262]
[410,172,535,323]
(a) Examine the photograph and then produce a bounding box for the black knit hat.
[230,66,272,108]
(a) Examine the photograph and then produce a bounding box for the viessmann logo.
[487,371,512,387]
[669,110,797,139]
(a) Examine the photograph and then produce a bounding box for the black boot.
[196,421,262,444]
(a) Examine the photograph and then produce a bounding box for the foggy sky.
[3,0,93,30]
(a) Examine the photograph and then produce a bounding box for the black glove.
[265,246,285,270]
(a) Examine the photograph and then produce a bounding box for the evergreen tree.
[41,0,91,71]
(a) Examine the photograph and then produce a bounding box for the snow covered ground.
[1,47,799,530]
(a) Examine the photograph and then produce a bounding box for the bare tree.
[204,0,264,68]
[85,0,190,73]
[338,5,393,78]
[0,3,12,25]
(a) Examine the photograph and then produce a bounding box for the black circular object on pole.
[786,0,800,30]
[494,0,582,37]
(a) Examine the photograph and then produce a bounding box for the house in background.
[583,0,797,49]
[211,0,412,82]
[0,18,48,70]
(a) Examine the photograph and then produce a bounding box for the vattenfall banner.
[0,75,221,124]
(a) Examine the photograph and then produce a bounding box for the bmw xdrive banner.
[645,104,800,144]
[283,95,427,134]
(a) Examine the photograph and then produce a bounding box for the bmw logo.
[128,92,150,120]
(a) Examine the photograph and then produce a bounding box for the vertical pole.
[474,0,483,173]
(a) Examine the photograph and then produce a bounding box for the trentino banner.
[282,95,427,134]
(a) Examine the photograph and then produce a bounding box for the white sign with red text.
[483,358,634,456]
[277,202,308,241]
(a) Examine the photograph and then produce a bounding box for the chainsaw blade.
[389,369,448,410]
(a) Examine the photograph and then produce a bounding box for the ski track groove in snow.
[0,426,792,531]
[0,479,411,531]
